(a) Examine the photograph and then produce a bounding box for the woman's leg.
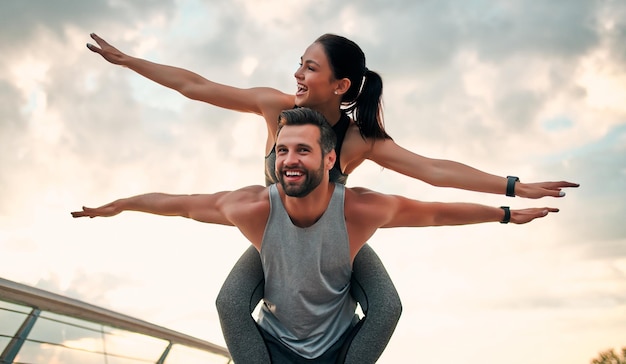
[342,244,402,364]
[216,244,401,364]
[215,245,270,363]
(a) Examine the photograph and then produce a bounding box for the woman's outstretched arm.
[360,137,579,199]
[87,33,293,116]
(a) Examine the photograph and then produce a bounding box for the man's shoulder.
[236,184,269,194]
[343,186,397,237]
[223,185,270,222]
[230,185,269,203]
[344,186,387,209]
[345,186,399,212]
[345,186,382,199]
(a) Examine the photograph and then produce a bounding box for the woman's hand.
[516,181,580,199]
[86,33,128,66]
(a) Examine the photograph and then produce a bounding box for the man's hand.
[86,33,128,65]
[511,207,559,224]
[516,181,579,199]
[71,201,121,218]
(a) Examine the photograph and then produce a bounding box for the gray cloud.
[466,1,599,60]
[324,0,604,78]
[495,89,544,130]
[0,1,177,52]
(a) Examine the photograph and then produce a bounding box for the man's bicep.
[186,192,233,225]
[381,196,436,228]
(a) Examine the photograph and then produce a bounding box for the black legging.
[216,244,402,363]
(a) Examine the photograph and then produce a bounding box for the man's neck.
[279,182,335,228]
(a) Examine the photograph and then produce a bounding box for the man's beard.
[277,161,325,198]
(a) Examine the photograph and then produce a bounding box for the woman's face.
[294,42,340,109]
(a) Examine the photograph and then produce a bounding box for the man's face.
[275,124,330,197]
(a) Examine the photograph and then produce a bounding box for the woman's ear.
[334,78,351,96]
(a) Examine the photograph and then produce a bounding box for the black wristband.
[500,206,511,224]
[506,176,520,197]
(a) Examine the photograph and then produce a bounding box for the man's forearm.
[116,193,188,217]
[434,203,556,226]
[433,203,504,226]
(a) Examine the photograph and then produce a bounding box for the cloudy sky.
[1,0,625,362]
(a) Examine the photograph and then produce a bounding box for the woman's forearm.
[427,159,507,193]
[122,56,214,98]
[369,138,578,199]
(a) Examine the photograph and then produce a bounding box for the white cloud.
[578,49,626,113]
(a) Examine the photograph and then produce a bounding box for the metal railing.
[0,277,231,364]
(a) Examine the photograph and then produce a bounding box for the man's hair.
[277,108,336,155]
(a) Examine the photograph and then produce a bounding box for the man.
[72,108,559,363]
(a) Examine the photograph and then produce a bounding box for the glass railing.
[0,278,231,364]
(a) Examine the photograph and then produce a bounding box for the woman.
[87,33,578,363]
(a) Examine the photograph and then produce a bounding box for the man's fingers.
[538,207,559,218]
[71,211,87,218]
[71,206,99,218]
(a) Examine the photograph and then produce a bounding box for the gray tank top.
[257,183,356,359]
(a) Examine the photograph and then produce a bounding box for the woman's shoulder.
[257,89,295,114]
[342,121,395,154]
[257,91,296,133]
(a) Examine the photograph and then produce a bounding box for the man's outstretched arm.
[71,192,234,225]
[375,194,560,228]
[425,202,559,226]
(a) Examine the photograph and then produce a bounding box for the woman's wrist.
[506,176,520,197]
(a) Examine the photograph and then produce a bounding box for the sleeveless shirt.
[257,183,356,359]
[264,111,350,186]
